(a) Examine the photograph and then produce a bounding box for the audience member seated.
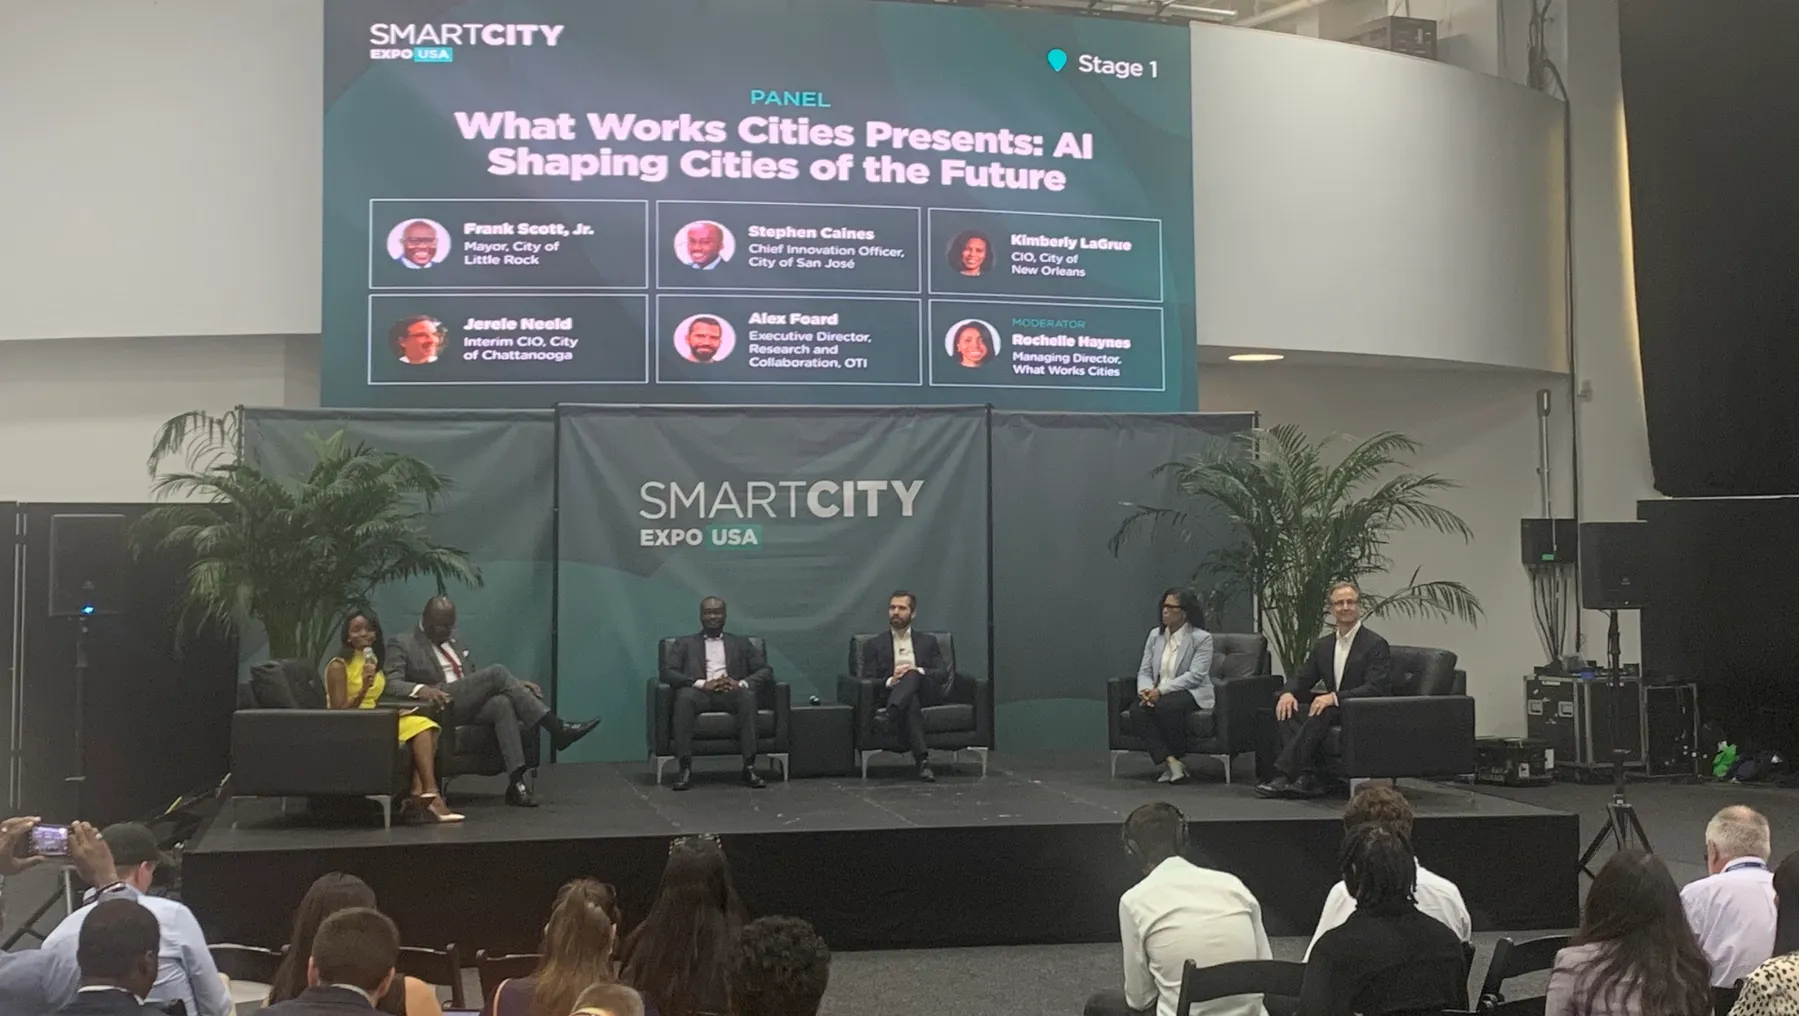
[385,595,600,807]
[863,590,953,783]
[268,873,442,1016]
[263,908,402,1016]
[1299,825,1465,1016]
[1128,588,1217,785]
[1305,786,1470,958]
[1257,582,1393,800]
[0,818,120,1015]
[43,823,230,1016]
[1729,849,1799,1016]
[731,917,831,1016]
[660,596,773,791]
[570,984,645,1016]
[53,899,167,1016]
[1682,805,1777,987]
[1085,802,1272,1016]
[619,835,747,1016]
[325,611,462,823]
[1545,849,1711,1016]
[488,879,621,1016]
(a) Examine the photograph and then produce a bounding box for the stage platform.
[184,755,1579,952]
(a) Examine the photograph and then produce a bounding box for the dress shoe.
[1290,773,1328,799]
[672,766,694,792]
[1166,758,1190,784]
[916,762,937,783]
[1254,775,1294,799]
[550,717,601,751]
[742,767,766,789]
[505,779,540,807]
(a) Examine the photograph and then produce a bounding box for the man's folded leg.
[451,664,601,751]
[472,694,540,807]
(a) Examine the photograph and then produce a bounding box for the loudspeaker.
[1579,521,1649,610]
[48,513,127,617]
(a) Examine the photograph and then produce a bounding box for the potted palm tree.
[132,408,481,664]
[1111,424,1481,675]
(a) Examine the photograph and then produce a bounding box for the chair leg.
[772,753,790,780]
[1213,754,1233,784]
[970,747,989,777]
[654,756,669,785]
[860,751,870,779]
[368,795,392,830]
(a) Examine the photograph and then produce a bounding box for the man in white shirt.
[1682,804,1777,986]
[1305,785,1471,957]
[1085,802,1272,1016]
[658,596,774,791]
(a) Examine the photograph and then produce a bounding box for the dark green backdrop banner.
[990,411,1254,752]
[241,409,556,685]
[554,405,990,762]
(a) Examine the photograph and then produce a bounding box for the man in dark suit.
[384,596,599,807]
[1256,581,1393,800]
[262,908,398,1015]
[53,900,165,1015]
[660,596,773,791]
[861,590,953,783]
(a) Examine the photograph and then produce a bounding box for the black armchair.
[1107,633,1281,781]
[230,659,415,828]
[1320,645,1476,780]
[436,703,541,792]
[836,632,993,777]
[646,637,790,784]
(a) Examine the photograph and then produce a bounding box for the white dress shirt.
[1159,624,1190,687]
[1304,860,1472,959]
[1682,856,1777,986]
[697,633,734,686]
[1333,622,1362,686]
[893,627,916,674]
[1120,857,1272,1016]
[431,640,463,683]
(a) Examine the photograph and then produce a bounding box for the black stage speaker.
[1579,521,1649,610]
[48,513,126,617]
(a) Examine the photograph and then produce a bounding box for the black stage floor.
[185,755,1579,952]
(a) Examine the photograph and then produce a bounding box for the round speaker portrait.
[674,220,735,270]
[387,218,452,270]
[673,314,737,364]
[944,319,1000,369]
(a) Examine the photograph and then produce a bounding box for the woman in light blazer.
[1129,587,1216,784]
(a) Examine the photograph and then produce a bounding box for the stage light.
[1227,353,1285,362]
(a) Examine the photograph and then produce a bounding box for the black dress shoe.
[1290,773,1328,799]
[1254,775,1293,799]
[916,762,937,783]
[673,767,694,792]
[742,767,766,789]
[506,779,540,807]
[550,717,601,751]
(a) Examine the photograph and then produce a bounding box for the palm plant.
[132,408,481,663]
[1110,424,1481,675]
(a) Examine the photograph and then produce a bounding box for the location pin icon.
[1046,48,1068,72]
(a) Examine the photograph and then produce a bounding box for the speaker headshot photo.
[947,230,993,278]
[674,220,734,270]
[673,314,736,364]
[389,314,448,365]
[944,319,999,369]
[387,218,451,270]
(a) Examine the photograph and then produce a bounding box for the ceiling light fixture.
[1227,353,1286,362]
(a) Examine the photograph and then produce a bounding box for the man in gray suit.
[384,596,599,807]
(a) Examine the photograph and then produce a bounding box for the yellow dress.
[344,652,440,744]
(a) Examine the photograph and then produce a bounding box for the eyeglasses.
[670,832,721,854]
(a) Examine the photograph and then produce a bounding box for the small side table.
[788,703,855,778]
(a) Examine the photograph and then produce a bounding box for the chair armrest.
[771,682,792,750]
[231,708,400,797]
[1212,674,1283,754]
[375,697,442,721]
[646,679,675,756]
[1339,695,1476,777]
[970,676,993,748]
[836,675,879,743]
[1451,668,1468,695]
[1106,677,1133,747]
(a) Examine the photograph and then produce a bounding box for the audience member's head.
[1122,802,1188,872]
[76,898,159,999]
[731,916,831,1016]
[620,834,748,1016]
[530,878,621,1016]
[1770,850,1799,955]
[1340,824,1416,911]
[307,907,399,1001]
[270,872,381,1003]
[1573,849,1712,1016]
[1344,784,1414,842]
[1704,804,1771,871]
[571,982,645,1016]
[98,823,164,891]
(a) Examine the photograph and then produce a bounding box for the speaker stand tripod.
[1578,608,1651,877]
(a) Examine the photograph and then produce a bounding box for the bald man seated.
[659,596,772,791]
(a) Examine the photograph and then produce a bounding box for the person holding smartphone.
[0,818,125,1014]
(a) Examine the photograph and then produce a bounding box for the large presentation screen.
[322,0,1195,410]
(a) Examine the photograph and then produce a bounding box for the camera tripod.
[1577,609,1652,877]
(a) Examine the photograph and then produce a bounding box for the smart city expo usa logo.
[369,22,564,63]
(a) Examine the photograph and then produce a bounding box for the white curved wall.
[1192,26,1568,373]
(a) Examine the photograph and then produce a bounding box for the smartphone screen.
[28,824,70,857]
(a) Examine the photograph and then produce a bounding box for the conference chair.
[436,702,542,795]
[1475,934,1570,1012]
[1320,645,1476,782]
[1177,958,1305,1016]
[208,943,283,985]
[838,632,993,776]
[646,637,791,783]
[1107,633,1281,781]
[397,944,466,1010]
[476,950,541,1008]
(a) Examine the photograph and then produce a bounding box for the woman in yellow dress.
[325,610,463,823]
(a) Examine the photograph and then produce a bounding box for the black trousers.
[881,670,946,761]
[1128,689,1201,764]
[1276,704,1341,778]
[672,684,758,765]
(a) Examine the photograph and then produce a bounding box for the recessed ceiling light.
[1227,353,1285,362]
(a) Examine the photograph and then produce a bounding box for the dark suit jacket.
[381,628,474,698]
[861,630,952,692]
[659,632,772,689]
[1281,626,1393,699]
[262,985,381,1015]
[54,987,183,1015]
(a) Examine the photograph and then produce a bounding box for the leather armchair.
[646,637,790,783]
[1107,633,1281,781]
[1320,645,1476,780]
[436,704,541,788]
[835,632,992,777]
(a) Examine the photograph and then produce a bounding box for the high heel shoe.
[427,799,465,823]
